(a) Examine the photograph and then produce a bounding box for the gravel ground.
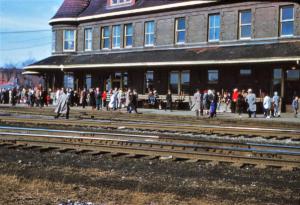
[0,147,299,205]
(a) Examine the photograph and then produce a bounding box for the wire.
[0,42,51,51]
[3,36,51,44]
[0,29,51,34]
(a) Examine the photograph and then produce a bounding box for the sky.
[0,0,63,68]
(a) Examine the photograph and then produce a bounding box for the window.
[110,0,132,6]
[170,71,179,94]
[175,17,186,44]
[287,70,300,81]
[240,69,252,76]
[145,71,154,92]
[64,73,74,89]
[52,31,56,52]
[85,74,92,89]
[101,26,110,49]
[280,6,294,36]
[208,70,219,83]
[145,21,155,46]
[124,24,133,48]
[208,14,220,42]
[63,30,76,51]
[169,71,190,95]
[273,69,282,92]
[239,10,252,39]
[181,70,190,95]
[112,25,121,49]
[84,28,92,51]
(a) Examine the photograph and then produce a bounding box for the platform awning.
[25,42,300,71]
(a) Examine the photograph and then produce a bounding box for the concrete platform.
[0,104,299,124]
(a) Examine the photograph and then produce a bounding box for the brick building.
[25,0,300,103]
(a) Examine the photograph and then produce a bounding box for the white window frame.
[111,0,132,6]
[239,10,252,40]
[101,26,110,49]
[52,31,56,52]
[145,21,155,47]
[112,25,121,49]
[124,23,133,48]
[175,17,186,44]
[208,14,220,42]
[84,28,93,51]
[63,29,76,52]
[280,6,294,37]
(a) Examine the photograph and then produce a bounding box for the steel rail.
[0,128,299,169]
[0,116,299,140]
[0,126,299,153]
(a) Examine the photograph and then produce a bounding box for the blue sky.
[0,0,63,67]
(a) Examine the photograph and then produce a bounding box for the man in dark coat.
[165,89,172,112]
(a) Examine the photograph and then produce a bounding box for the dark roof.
[53,0,91,18]
[52,0,200,20]
[79,0,186,17]
[28,42,300,69]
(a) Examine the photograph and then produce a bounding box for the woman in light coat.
[245,89,256,118]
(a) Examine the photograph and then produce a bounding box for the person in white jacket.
[263,93,272,119]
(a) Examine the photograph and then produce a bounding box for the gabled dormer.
[107,0,135,8]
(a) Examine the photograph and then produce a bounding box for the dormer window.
[109,0,134,7]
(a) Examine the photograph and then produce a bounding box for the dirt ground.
[0,147,299,205]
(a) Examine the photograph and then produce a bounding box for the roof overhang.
[25,42,300,71]
[49,0,215,24]
[25,57,300,71]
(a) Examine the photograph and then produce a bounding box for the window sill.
[63,50,76,52]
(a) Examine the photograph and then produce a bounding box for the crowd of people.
[191,88,299,119]
[0,85,299,119]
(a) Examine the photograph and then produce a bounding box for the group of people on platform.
[54,87,140,119]
[0,86,298,119]
[191,88,299,118]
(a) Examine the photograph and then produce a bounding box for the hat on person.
[248,88,252,93]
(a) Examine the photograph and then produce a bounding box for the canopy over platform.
[25,42,300,71]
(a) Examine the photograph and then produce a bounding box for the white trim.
[84,28,93,51]
[280,6,294,37]
[49,1,214,24]
[175,17,186,44]
[24,57,300,70]
[22,71,40,75]
[63,29,76,52]
[239,10,252,40]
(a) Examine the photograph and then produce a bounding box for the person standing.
[231,88,238,113]
[263,93,272,118]
[95,87,102,110]
[102,90,107,109]
[192,89,202,117]
[292,96,299,118]
[81,88,87,109]
[245,89,256,118]
[54,88,70,119]
[11,87,17,106]
[272,92,280,117]
[165,89,173,112]
[89,88,96,110]
[106,89,112,111]
[236,91,244,117]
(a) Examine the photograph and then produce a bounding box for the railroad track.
[0,126,299,170]
[0,115,299,141]
[1,106,299,129]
